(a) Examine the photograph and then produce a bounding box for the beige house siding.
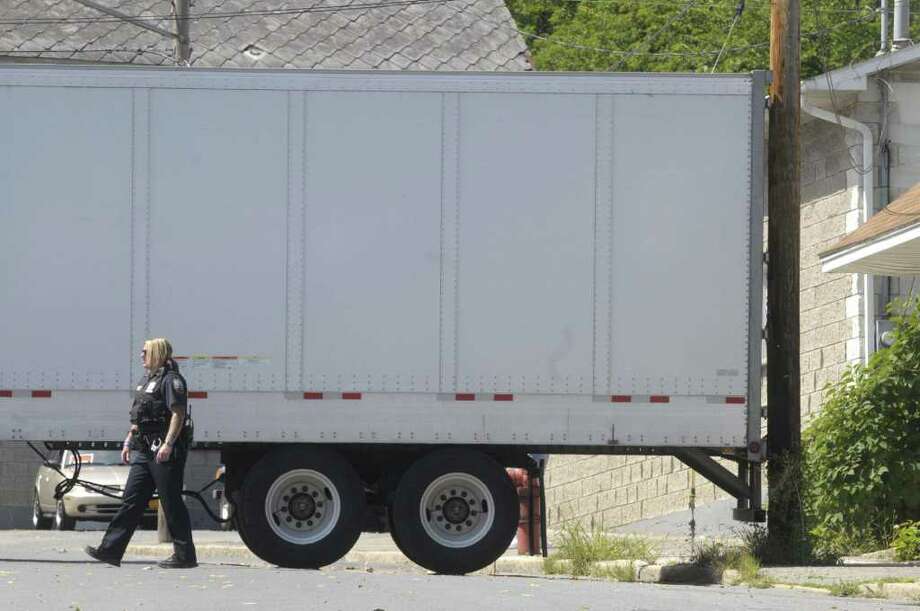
[799,118,864,422]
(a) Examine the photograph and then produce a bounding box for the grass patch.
[691,540,772,588]
[827,581,862,597]
[543,555,567,575]
[544,523,656,577]
[591,563,637,582]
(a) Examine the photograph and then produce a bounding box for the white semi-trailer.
[0,64,767,573]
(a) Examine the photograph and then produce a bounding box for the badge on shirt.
[172,378,185,394]
[144,381,157,393]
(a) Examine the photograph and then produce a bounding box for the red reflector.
[726,396,746,404]
[303,392,323,400]
[455,393,475,401]
[342,392,362,400]
[211,356,238,360]
[494,394,513,401]
[610,395,632,403]
[0,390,12,398]
[32,390,52,398]
[188,391,208,399]
[649,395,670,403]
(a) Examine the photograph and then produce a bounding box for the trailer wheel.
[237,447,365,568]
[391,450,517,574]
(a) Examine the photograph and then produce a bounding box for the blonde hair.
[144,338,173,371]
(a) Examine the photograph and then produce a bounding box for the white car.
[33,449,157,530]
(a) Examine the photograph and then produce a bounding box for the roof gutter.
[802,97,876,363]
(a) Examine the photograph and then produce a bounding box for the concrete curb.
[729,577,920,602]
[879,583,920,602]
[124,543,720,584]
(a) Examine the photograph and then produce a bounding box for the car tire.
[391,449,517,575]
[32,491,52,530]
[54,500,76,531]
[237,446,365,568]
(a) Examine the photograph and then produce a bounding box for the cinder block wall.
[544,455,727,531]
[799,118,865,421]
[0,442,37,528]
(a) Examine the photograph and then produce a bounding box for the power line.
[611,0,700,70]
[0,0,884,62]
[0,0,464,26]
[0,47,172,57]
[711,0,745,72]
[501,6,875,60]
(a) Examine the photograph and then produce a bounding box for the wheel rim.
[419,472,495,549]
[264,469,341,545]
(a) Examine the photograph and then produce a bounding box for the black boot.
[84,545,121,567]
[158,553,197,569]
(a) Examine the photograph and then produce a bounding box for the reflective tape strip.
[31,390,52,398]
[302,392,362,400]
[493,394,514,401]
[608,395,669,403]
[455,393,475,401]
[188,391,208,399]
[725,396,746,404]
[0,390,11,398]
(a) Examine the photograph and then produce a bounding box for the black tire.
[237,446,365,568]
[391,449,517,575]
[32,491,51,530]
[54,500,76,531]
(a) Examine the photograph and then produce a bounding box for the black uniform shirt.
[161,368,188,412]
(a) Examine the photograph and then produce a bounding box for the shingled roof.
[0,0,530,70]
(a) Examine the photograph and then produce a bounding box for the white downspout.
[801,98,876,363]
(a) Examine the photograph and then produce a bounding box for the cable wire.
[610,0,699,70]
[0,0,464,25]
[711,0,745,73]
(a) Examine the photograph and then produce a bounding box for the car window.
[62,450,123,467]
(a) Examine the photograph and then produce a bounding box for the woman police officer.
[85,338,198,568]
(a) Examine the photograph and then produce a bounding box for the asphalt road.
[0,532,914,611]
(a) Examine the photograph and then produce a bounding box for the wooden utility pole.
[767,0,803,560]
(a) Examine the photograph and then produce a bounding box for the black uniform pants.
[98,445,196,563]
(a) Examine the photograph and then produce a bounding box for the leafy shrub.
[803,298,920,557]
[892,521,920,562]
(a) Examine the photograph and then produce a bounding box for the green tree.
[506,0,918,77]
